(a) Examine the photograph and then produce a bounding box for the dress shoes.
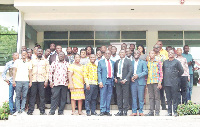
[91,112,98,116]
[99,112,105,116]
[166,113,172,116]
[87,113,91,116]
[114,111,123,116]
[123,111,127,116]
[145,112,154,116]
[106,112,112,116]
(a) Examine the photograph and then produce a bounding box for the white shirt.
[110,54,120,63]
[117,58,125,78]
[105,59,113,78]
[13,59,32,81]
[95,57,103,66]
[134,60,139,75]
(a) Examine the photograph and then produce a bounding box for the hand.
[114,78,117,83]
[131,77,135,82]
[12,81,16,87]
[86,85,90,90]
[29,82,32,88]
[99,82,104,88]
[188,77,190,82]
[120,80,126,84]
[44,81,48,88]
[50,82,54,88]
[133,74,138,80]
[70,85,74,90]
[4,80,9,84]
[157,83,162,89]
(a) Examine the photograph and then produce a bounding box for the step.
[41,104,151,110]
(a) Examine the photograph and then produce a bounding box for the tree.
[0,25,17,66]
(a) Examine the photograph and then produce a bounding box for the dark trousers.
[165,85,179,114]
[110,84,117,105]
[28,82,45,113]
[160,83,166,109]
[178,76,188,104]
[50,85,67,114]
[45,83,52,104]
[100,78,113,113]
[85,85,98,114]
[147,84,160,113]
[116,79,129,112]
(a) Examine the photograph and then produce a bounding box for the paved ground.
[0,110,200,127]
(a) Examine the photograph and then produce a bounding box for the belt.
[116,77,122,79]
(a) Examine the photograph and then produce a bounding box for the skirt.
[70,88,85,100]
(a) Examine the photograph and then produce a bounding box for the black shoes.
[123,111,127,116]
[99,112,105,116]
[166,113,172,116]
[145,112,154,116]
[58,112,64,115]
[114,111,123,116]
[27,111,33,115]
[40,112,47,115]
[48,112,55,115]
[91,112,98,116]
[106,112,112,116]
[87,113,91,116]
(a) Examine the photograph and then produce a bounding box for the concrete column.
[146,30,158,54]
[17,11,26,53]
[37,32,44,49]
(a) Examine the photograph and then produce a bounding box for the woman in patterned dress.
[68,54,85,115]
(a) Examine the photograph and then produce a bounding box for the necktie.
[107,59,111,78]
[119,59,122,74]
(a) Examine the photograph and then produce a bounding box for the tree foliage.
[0,25,17,66]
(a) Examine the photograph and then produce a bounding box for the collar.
[36,57,45,60]
[89,62,97,66]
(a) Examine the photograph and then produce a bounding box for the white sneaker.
[21,111,27,115]
[13,112,20,116]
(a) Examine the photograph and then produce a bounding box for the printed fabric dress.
[68,64,85,100]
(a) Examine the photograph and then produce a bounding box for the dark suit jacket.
[114,58,132,82]
[49,53,69,65]
[163,59,184,86]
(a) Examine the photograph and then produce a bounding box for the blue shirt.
[2,60,15,82]
[182,53,193,74]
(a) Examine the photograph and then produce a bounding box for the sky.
[0,12,19,32]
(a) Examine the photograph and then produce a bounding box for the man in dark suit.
[49,45,69,65]
[130,50,148,116]
[98,50,115,116]
[114,50,132,116]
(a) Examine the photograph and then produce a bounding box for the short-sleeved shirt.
[182,53,193,74]
[13,59,32,81]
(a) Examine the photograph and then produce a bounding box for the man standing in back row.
[182,45,194,101]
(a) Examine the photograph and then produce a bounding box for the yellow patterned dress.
[68,64,85,100]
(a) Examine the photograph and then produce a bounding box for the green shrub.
[0,101,10,120]
[177,101,200,116]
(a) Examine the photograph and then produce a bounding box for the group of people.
[2,41,194,117]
